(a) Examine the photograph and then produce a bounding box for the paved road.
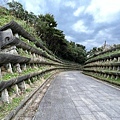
[33,71,120,120]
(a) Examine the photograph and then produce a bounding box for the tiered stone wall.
[0,21,81,103]
[83,45,120,85]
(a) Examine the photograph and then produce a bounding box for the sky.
[5,0,120,50]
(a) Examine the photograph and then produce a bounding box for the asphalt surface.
[33,71,120,120]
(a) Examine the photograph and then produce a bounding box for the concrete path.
[33,71,120,120]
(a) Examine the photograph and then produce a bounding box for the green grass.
[83,71,120,85]
[87,49,120,63]
[2,73,18,81]
[0,7,56,60]
[2,66,47,81]
[0,8,42,49]
[0,96,23,119]
[0,69,56,119]
[0,7,58,62]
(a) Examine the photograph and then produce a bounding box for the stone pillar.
[10,46,18,55]
[15,33,19,38]
[39,55,41,60]
[107,74,109,78]
[115,76,118,80]
[111,75,114,79]
[2,46,18,55]
[27,39,29,43]
[18,81,26,91]
[117,66,120,71]
[0,67,2,80]
[113,66,115,71]
[28,79,32,85]
[25,50,28,54]
[109,66,111,70]
[12,84,20,96]
[106,59,109,63]
[34,63,38,69]
[113,58,117,62]
[104,74,106,78]
[7,63,13,73]
[1,89,9,103]
[21,64,27,71]
[118,57,120,62]
[110,59,112,62]
[104,66,106,70]
[33,53,36,59]
[28,63,31,69]
[29,51,32,56]
[16,63,22,74]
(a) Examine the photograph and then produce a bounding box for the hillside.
[0,2,120,119]
[0,6,82,119]
[0,2,87,64]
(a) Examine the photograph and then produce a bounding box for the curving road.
[33,71,120,120]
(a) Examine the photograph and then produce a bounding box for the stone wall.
[0,21,81,103]
[83,45,120,85]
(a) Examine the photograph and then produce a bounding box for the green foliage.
[1,1,87,64]
[25,88,32,92]
[2,73,18,81]
[2,66,46,81]
[0,96,23,119]
[87,47,120,63]
[83,72,120,85]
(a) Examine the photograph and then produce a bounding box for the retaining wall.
[83,45,120,85]
[0,21,81,103]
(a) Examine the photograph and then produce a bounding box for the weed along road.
[33,71,120,120]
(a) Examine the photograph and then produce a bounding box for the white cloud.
[95,29,114,44]
[8,0,47,15]
[86,0,120,23]
[78,28,114,50]
[7,0,120,50]
[64,1,76,8]
[24,0,47,15]
[73,20,86,32]
[65,35,74,41]
[72,20,93,33]
[80,28,118,50]
[78,39,101,50]
[73,6,85,17]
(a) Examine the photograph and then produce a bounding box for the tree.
[7,1,25,19]
[6,1,87,64]
[35,14,57,44]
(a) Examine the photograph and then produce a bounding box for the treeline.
[6,1,86,64]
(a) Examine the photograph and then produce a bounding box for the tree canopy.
[7,1,87,64]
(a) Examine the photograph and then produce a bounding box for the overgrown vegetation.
[0,70,55,119]
[83,71,120,85]
[84,45,120,86]
[0,96,23,119]
[2,66,46,81]
[87,44,120,58]
[0,1,87,64]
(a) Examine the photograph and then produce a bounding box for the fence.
[83,45,120,85]
[0,21,81,103]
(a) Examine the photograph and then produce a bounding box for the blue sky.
[4,0,120,50]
